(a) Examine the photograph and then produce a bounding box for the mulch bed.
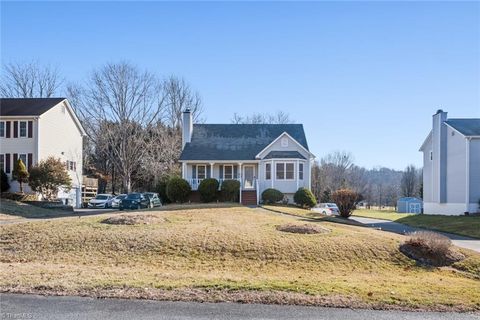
[276,223,329,234]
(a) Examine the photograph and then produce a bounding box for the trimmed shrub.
[12,159,28,193]
[28,157,72,200]
[166,177,191,203]
[198,178,219,203]
[294,187,317,208]
[1,169,9,193]
[221,179,240,202]
[156,176,172,204]
[262,188,284,204]
[332,188,358,218]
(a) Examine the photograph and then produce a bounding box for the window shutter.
[27,154,33,170]
[73,162,76,171]
[13,121,18,138]
[234,165,238,179]
[192,165,196,179]
[28,121,33,138]
[5,121,10,138]
[207,166,211,179]
[5,154,10,173]
[13,154,18,168]
[219,165,224,179]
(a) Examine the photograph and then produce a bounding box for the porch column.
[210,162,214,179]
[271,159,274,188]
[238,163,243,203]
[296,159,299,190]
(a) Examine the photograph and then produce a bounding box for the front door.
[243,166,255,189]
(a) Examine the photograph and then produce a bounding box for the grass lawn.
[1,206,480,311]
[352,209,480,239]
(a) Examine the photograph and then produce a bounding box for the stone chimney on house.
[182,108,193,149]
[432,109,448,203]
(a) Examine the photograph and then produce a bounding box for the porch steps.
[241,190,257,206]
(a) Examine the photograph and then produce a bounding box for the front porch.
[182,162,259,205]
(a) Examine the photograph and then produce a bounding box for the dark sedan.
[119,193,150,210]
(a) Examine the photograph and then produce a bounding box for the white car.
[317,203,340,215]
[111,194,127,208]
[88,194,114,209]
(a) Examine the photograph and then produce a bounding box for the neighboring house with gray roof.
[179,109,315,205]
[419,110,480,215]
[0,98,86,208]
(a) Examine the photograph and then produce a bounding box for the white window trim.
[223,165,233,179]
[265,163,271,180]
[299,163,304,180]
[276,162,295,181]
[196,164,207,180]
[0,121,5,138]
[18,121,28,138]
[429,151,433,161]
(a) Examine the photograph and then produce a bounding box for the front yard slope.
[1,207,479,311]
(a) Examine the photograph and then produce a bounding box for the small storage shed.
[397,197,423,214]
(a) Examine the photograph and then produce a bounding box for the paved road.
[349,216,480,253]
[1,294,479,320]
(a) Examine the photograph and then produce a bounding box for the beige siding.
[38,102,83,188]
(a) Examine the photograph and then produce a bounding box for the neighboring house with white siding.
[179,109,315,205]
[0,98,85,207]
[419,110,480,215]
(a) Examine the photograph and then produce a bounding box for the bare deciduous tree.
[0,61,63,98]
[231,111,294,124]
[67,62,164,193]
[401,164,419,197]
[162,76,203,129]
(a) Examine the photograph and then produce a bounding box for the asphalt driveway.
[2,294,479,320]
[349,216,480,253]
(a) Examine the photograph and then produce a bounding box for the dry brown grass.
[1,206,480,311]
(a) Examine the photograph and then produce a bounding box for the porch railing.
[188,178,257,191]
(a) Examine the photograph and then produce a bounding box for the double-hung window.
[299,163,304,180]
[276,162,295,180]
[224,165,233,179]
[0,122,5,138]
[197,165,206,180]
[265,163,271,180]
[19,121,27,138]
[0,155,4,172]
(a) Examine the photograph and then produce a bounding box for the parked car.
[87,194,114,209]
[119,193,150,210]
[317,203,340,215]
[143,192,162,208]
[111,194,127,208]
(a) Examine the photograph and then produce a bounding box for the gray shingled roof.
[263,151,306,159]
[0,98,66,116]
[445,119,480,136]
[179,124,309,161]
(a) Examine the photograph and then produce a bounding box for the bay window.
[276,162,295,180]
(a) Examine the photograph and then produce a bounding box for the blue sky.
[2,1,479,170]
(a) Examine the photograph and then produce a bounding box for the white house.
[419,110,480,215]
[0,98,85,208]
[178,109,315,205]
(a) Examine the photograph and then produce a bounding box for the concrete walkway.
[349,216,480,253]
